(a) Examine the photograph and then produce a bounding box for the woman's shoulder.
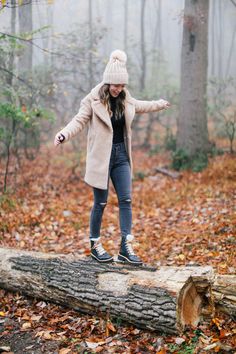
[89,82,104,101]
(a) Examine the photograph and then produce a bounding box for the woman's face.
[109,84,125,97]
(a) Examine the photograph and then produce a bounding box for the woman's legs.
[110,161,132,237]
[90,187,108,240]
[111,144,142,265]
[89,187,113,262]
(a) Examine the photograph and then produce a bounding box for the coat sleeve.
[58,95,92,141]
[132,98,167,114]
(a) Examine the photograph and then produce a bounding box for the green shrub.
[172,149,208,172]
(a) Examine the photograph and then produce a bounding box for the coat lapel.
[91,100,112,130]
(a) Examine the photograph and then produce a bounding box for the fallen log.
[0,247,222,334]
[212,275,236,316]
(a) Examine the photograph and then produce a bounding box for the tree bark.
[212,275,236,316]
[88,0,93,90]
[177,0,210,155]
[124,0,128,53]
[18,0,33,75]
[140,0,146,92]
[0,248,217,334]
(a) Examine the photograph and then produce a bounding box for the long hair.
[98,84,126,119]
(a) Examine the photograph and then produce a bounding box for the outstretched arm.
[133,98,170,114]
[54,96,92,146]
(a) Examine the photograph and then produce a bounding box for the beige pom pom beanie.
[102,49,129,85]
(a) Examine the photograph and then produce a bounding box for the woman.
[54,50,170,265]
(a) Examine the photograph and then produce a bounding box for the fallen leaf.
[156,349,166,354]
[59,349,71,354]
[175,337,185,345]
[106,321,116,332]
[22,322,31,329]
[35,330,52,339]
[86,341,99,349]
[31,315,42,321]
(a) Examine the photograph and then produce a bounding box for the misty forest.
[0,0,236,353]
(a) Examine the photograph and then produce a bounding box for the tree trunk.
[177,0,210,156]
[140,0,146,92]
[88,0,93,90]
[6,0,16,89]
[0,248,217,334]
[124,0,128,53]
[18,0,33,75]
[212,275,236,316]
[151,0,162,93]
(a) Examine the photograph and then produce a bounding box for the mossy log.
[0,247,222,334]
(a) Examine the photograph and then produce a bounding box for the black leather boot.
[118,234,143,265]
[91,238,113,263]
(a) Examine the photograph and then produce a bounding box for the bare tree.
[177,0,210,156]
[6,0,16,89]
[124,0,128,52]
[88,0,93,89]
[140,0,146,91]
[210,0,216,77]
[18,0,33,76]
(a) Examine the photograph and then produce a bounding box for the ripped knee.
[119,197,132,204]
[97,201,107,210]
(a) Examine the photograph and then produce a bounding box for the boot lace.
[125,235,135,255]
[94,242,106,255]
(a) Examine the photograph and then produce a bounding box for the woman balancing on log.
[54,50,170,265]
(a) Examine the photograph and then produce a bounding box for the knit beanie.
[102,49,129,85]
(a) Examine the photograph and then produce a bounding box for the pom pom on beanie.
[110,49,127,63]
[103,49,129,85]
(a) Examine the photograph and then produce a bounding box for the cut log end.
[179,281,202,328]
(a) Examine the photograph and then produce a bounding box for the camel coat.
[59,83,166,190]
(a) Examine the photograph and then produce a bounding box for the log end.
[179,280,202,329]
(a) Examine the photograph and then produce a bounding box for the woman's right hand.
[54,133,65,146]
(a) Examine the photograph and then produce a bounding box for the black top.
[109,95,125,144]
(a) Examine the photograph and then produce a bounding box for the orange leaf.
[106,321,116,332]
[212,317,221,329]
[156,349,166,354]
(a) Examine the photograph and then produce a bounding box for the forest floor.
[0,144,235,353]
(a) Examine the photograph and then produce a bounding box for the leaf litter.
[0,146,235,353]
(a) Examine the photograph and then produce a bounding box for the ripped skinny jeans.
[90,142,132,240]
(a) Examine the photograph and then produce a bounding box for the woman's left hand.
[158,99,171,109]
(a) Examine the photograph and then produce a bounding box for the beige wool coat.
[59,83,167,190]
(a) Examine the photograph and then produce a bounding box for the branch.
[0,66,51,100]
[0,31,57,56]
[230,0,236,7]
[0,66,33,89]
[0,31,91,62]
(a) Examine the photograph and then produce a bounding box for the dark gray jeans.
[90,142,132,240]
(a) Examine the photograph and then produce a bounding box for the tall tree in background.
[6,0,16,90]
[18,0,33,76]
[177,0,210,156]
[151,0,162,92]
[210,0,216,77]
[88,0,93,89]
[124,0,128,53]
[140,0,146,91]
